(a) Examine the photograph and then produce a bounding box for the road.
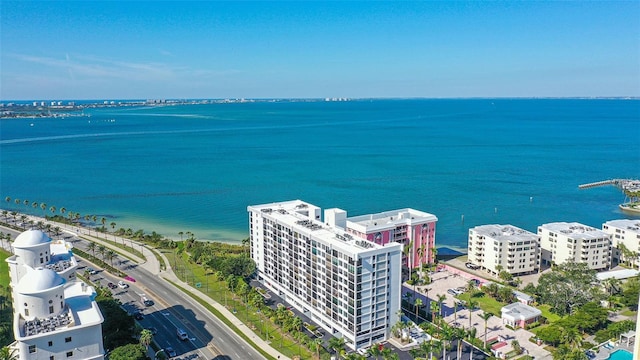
[1,223,265,360]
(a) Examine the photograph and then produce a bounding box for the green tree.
[536,261,601,315]
[108,344,146,360]
[437,294,446,318]
[413,298,422,322]
[0,346,18,360]
[479,312,492,349]
[328,336,346,355]
[106,249,117,267]
[98,244,107,260]
[87,241,97,257]
[139,329,153,349]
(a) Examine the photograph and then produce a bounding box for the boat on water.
[619,202,640,215]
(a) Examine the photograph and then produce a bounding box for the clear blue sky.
[1,1,639,100]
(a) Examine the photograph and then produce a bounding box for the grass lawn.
[0,249,10,288]
[461,292,504,316]
[537,304,562,323]
[620,308,637,317]
[162,250,317,360]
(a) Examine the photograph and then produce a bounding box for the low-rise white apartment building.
[538,222,612,270]
[603,219,640,269]
[248,200,403,351]
[468,224,540,276]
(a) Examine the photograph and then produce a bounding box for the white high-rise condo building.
[468,224,540,276]
[538,222,612,270]
[602,219,640,269]
[248,200,403,351]
[6,229,105,360]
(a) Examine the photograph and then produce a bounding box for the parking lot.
[410,267,552,359]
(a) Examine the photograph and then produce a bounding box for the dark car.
[133,311,144,320]
[465,262,480,270]
[165,347,177,358]
[107,282,117,289]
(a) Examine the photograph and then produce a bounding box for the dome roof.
[18,268,65,294]
[14,229,52,248]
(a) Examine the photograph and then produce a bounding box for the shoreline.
[0,207,472,254]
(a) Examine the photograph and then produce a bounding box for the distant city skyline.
[1,1,639,100]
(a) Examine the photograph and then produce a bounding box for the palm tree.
[98,244,107,260]
[4,196,10,205]
[479,312,492,349]
[437,294,446,318]
[106,250,116,266]
[414,298,423,322]
[0,345,18,360]
[453,327,465,360]
[49,206,56,217]
[430,300,439,322]
[440,324,454,360]
[59,207,66,216]
[313,338,323,360]
[139,329,153,349]
[430,246,438,265]
[328,336,345,356]
[467,297,478,329]
[369,343,382,360]
[467,327,478,359]
[40,203,47,217]
[110,222,117,242]
[101,217,106,238]
[87,242,97,257]
[562,327,583,350]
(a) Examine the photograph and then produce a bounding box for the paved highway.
[1,223,265,360]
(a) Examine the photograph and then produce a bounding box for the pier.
[579,179,640,192]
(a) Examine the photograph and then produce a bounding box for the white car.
[117,280,129,289]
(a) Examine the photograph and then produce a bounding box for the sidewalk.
[1,210,290,360]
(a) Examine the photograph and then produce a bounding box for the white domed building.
[6,229,104,360]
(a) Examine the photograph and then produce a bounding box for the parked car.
[87,268,98,275]
[117,280,129,289]
[465,262,480,270]
[133,311,144,320]
[447,289,458,296]
[107,282,117,289]
[164,346,177,358]
[356,347,371,357]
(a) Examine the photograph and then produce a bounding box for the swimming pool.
[607,349,633,360]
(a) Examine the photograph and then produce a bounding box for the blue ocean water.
[1,99,639,249]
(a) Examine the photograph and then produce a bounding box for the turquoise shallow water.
[1,99,639,246]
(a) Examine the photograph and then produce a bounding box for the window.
[48,341,53,347]
[25,308,29,316]
[65,337,72,343]
[66,351,73,357]
[49,306,54,314]
[29,345,36,353]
